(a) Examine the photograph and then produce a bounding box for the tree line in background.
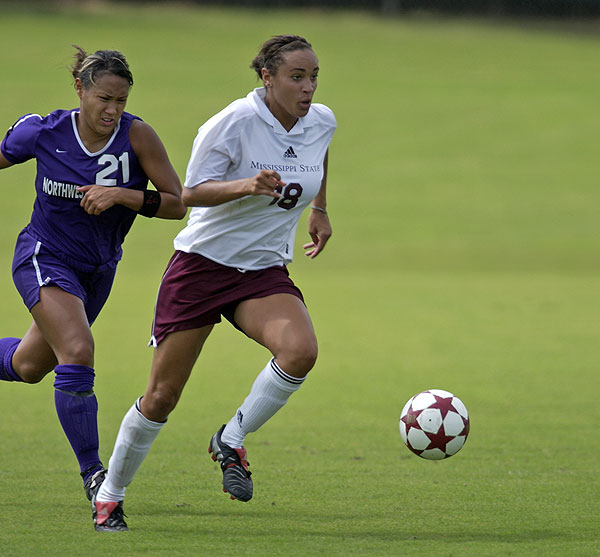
[184,0,600,17]
[7,0,600,18]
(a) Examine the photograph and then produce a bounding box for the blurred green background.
[0,2,599,555]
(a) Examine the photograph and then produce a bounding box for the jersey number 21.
[95,153,130,186]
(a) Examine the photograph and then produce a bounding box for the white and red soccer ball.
[399,389,470,460]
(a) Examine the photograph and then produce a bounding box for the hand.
[77,185,120,215]
[244,170,285,199]
[304,209,332,259]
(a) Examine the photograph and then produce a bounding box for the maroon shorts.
[150,251,304,346]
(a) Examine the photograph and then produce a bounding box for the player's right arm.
[182,105,284,207]
[182,171,284,207]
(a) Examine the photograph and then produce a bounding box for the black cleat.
[209,424,253,502]
[92,496,129,532]
[83,467,106,502]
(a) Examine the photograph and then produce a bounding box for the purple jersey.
[1,109,148,271]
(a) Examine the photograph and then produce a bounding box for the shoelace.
[105,503,127,523]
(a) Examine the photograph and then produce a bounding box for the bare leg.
[10,321,57,383]
[233,293,318,377]
[96,326,214,506]
[140,325,214,422]
[28,287,100,481]
[29,286,94,366]
[219,293,317,449]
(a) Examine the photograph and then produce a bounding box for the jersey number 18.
[269,182,303,210]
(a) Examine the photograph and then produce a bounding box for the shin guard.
[54,364,102,477]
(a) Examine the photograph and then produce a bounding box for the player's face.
[76,73,130,140]
[263,49,319,131]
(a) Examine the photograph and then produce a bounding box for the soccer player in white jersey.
[94,34,336,531]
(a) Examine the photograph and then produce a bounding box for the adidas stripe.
[270,358,305,385]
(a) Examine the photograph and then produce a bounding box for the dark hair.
[71,45,134,89]
[250,35,312,80]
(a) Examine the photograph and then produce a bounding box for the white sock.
[221,358,306,448]
[96,398,166,502]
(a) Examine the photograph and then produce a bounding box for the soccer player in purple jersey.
[0,46,185,522]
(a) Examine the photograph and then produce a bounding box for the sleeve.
[184,104,244,189]
[0,113,43,164]
[312,104,337,133]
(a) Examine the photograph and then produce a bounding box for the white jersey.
[174,87,336,270]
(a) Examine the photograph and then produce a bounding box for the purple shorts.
[12,229,116,325]
[150,251,304,346]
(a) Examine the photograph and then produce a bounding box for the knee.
[56,338,94,367]
[17,363,51,384]
[141,386,180,422]
[9,339,55,383]
[279,338,318,377]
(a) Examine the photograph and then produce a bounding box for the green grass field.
[1,2,599,555]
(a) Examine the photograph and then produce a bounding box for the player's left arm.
[78,120,186,219]
[304,150,332,259]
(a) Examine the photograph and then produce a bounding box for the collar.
[247,87,311,136]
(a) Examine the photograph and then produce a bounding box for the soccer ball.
[399,389,470,460]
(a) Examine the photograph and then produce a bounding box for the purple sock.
[53,364,102,481]
[0,337,23,382]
